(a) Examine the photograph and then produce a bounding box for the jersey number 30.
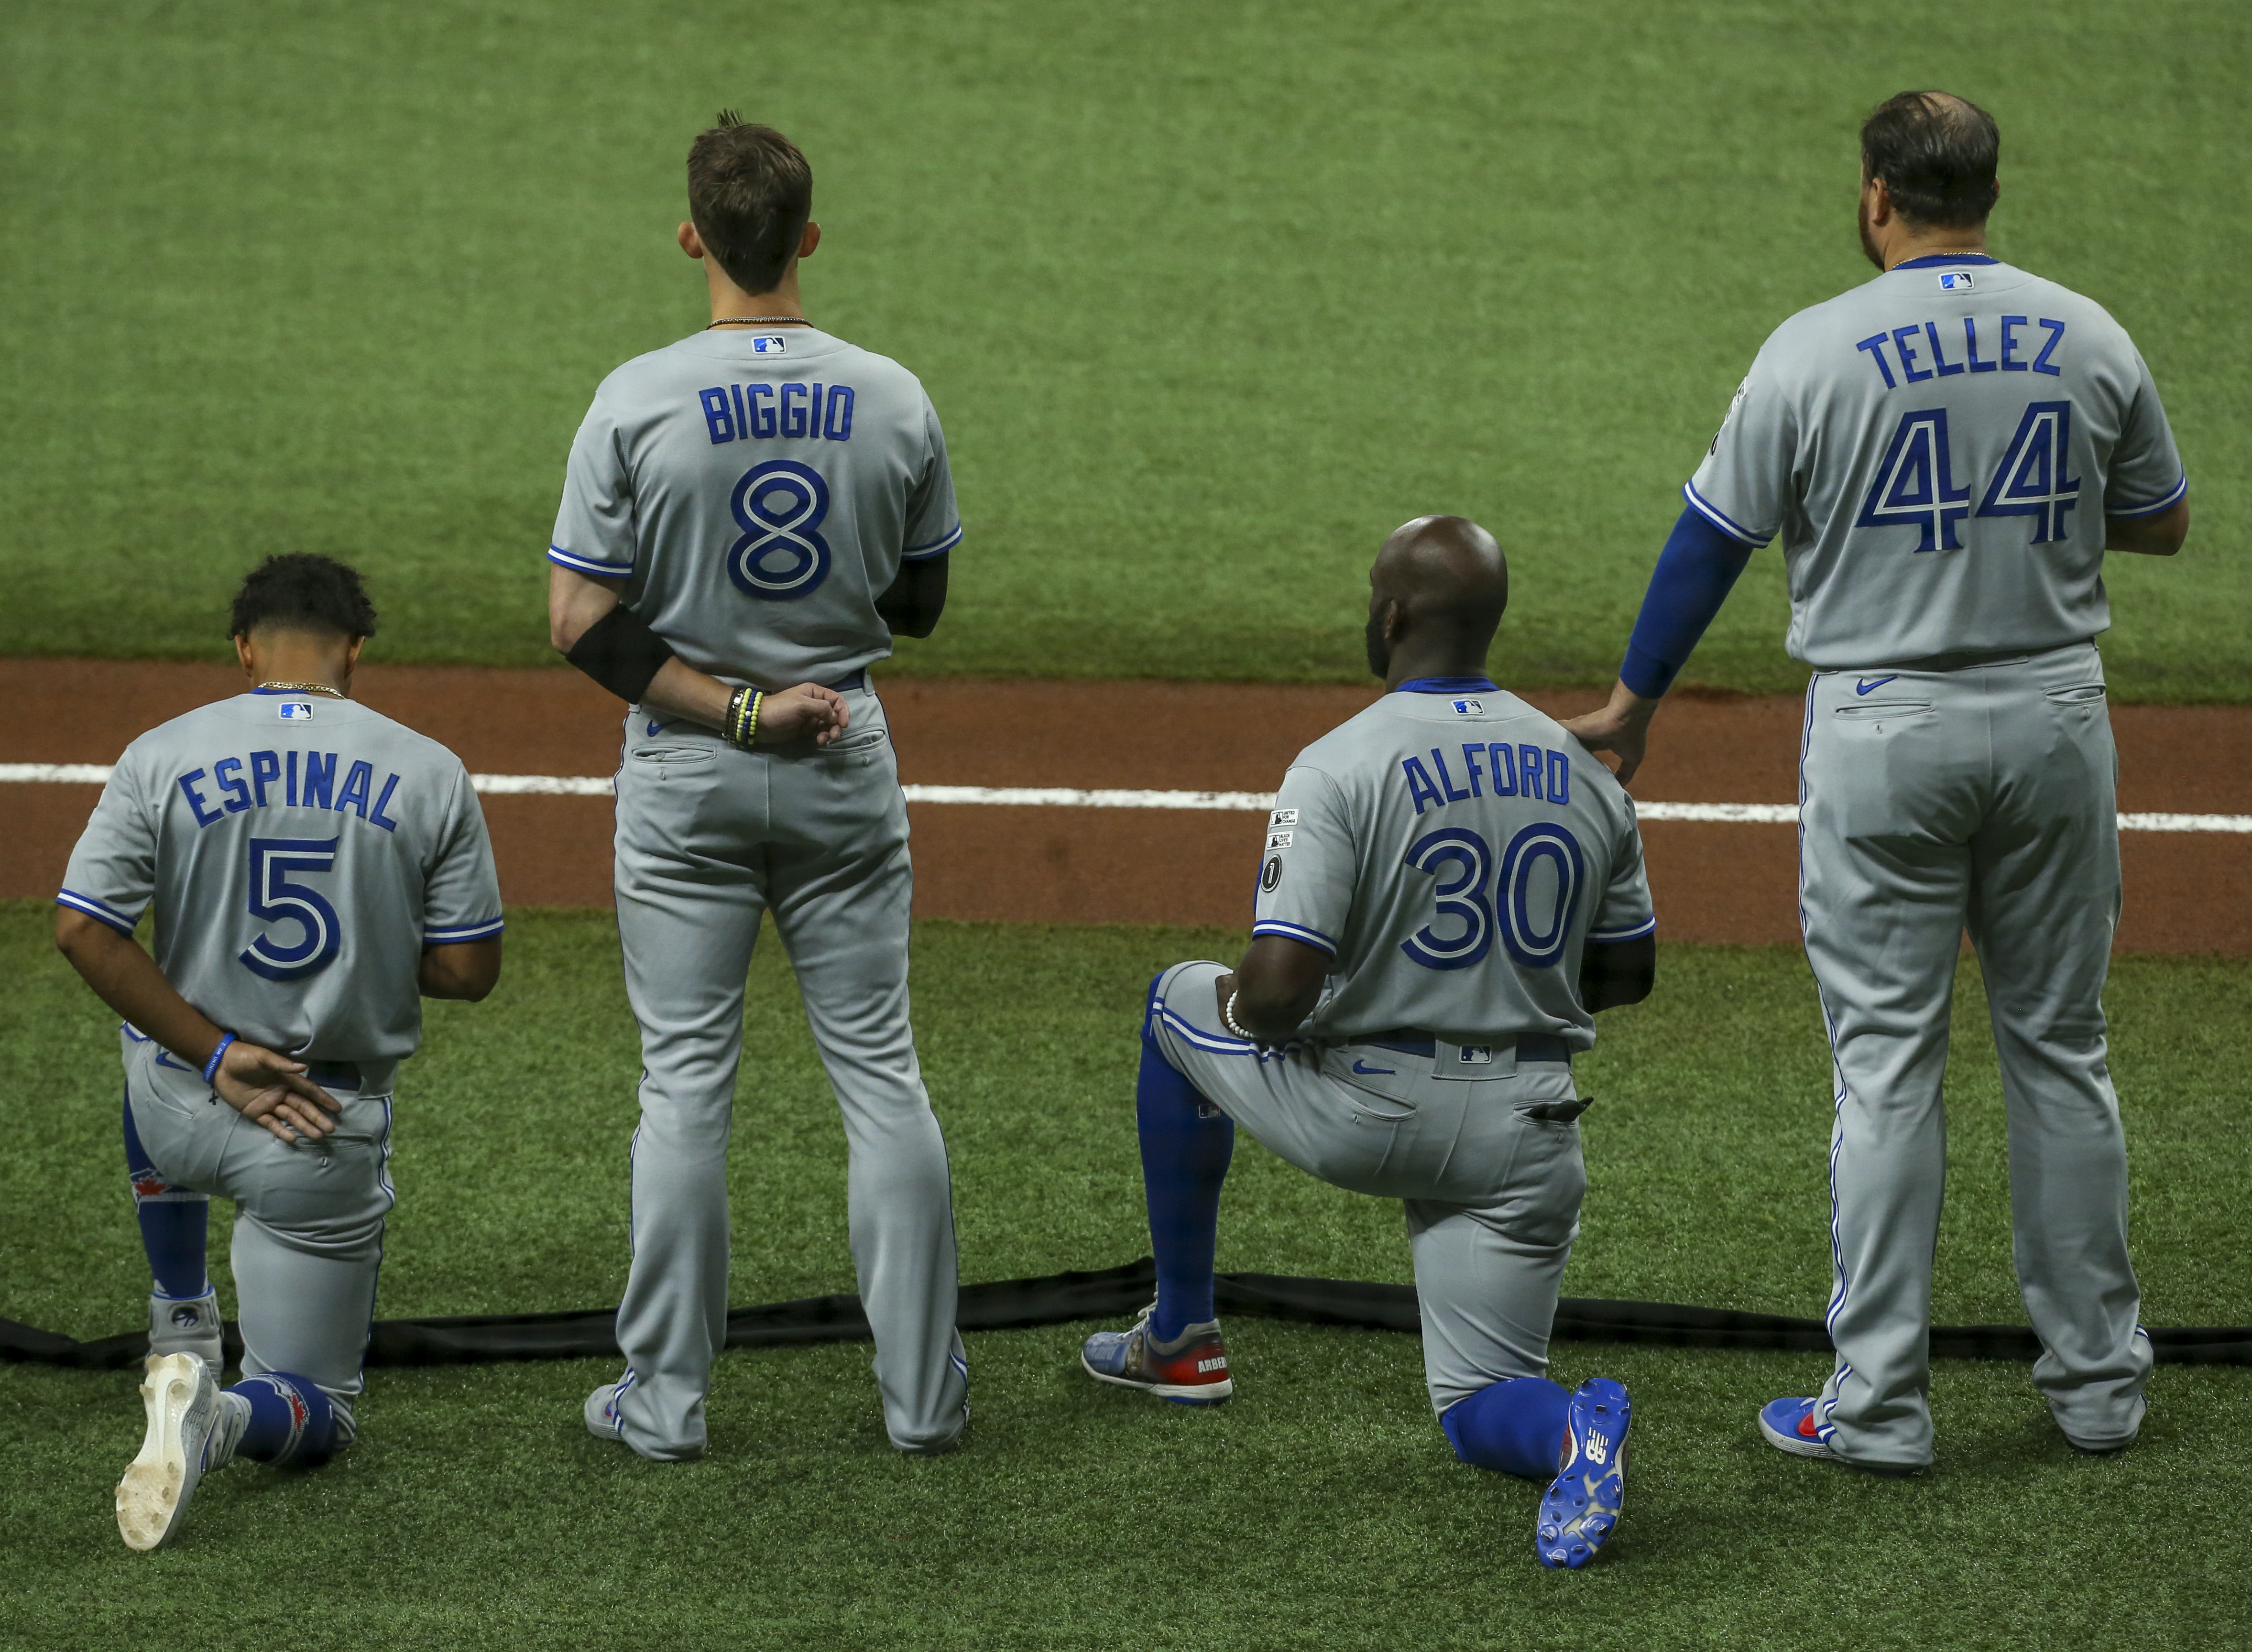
[241,837,343,982]
[1401,823,1585,971]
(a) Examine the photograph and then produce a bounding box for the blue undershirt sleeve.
[1617,505,1757,699]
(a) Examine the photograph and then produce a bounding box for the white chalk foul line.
[3,764,2246,833]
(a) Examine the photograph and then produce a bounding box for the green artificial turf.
[2,1,2246,697]
[2,902,2248,1646]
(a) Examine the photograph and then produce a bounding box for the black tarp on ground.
[7,1258,2248,1371]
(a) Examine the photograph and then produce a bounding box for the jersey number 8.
[727,459,833,601]
[1401,823,1585,972]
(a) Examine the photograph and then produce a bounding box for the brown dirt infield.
[4,659,2245,952]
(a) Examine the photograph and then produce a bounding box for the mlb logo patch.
[1457,1045,1494,1066]
[1936,270,1975,292]
[748,334,788,355]
[1450,697,1484,715]
[1266,830,1294,851]
[1269,807,1298,826]
[277,700,315,721]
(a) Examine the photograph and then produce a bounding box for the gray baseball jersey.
[59,689,503,1063]
[1252,682,1655,1049]
[548,326,962,686]
[1686,255,2186,667]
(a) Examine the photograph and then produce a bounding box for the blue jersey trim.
[547,544,637,577]
[2106,475,2187,518]
[1587,915,1659,942]
[1251,919,1339,955]
[424,917,506,945]
[901,523,963,560]
[1395,676,1498,695]
[1892,253,2000,269]
[1681,481,1768,548]
[1155,1005,1256,1054]
[56,889,137,934]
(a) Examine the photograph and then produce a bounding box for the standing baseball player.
[1567,92,2189,1472]
[1080,516,1658,1569]
[547,115,967,1459]
[55,554,503,1549]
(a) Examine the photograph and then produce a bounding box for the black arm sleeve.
[1578,935,1657,1013]
[564,604,676,705]
[874,553,950,639]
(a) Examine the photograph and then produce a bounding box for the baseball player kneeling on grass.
[55,554,503,1550]
[1080,517,1657,1570]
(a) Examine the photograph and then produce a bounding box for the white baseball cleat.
[116,1352,231,1551]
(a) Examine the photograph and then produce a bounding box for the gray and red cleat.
[1080,1301,1233,1405]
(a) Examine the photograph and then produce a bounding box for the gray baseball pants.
[120,1027,393,1430]
[1799,641,2151,1467]
[609,685,966,1460]
[1147,961,1587,1412]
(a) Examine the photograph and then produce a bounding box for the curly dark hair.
[228,553,380,641]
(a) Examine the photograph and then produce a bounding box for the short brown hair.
[686,112,812,295]
[1860,91,2000,229]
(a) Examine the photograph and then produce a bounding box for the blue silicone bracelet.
[201,1032,237,1085]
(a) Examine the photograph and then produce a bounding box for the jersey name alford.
[1251,686,1655,1048]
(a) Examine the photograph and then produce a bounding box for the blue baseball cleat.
[1758,1394,1835,1459]
[1537,1378,1631,1569]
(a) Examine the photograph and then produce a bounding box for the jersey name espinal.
[59,694,503,1063]
[1686,259,2186,668]
[1251,689,1655,1049]
[549,326,963,689]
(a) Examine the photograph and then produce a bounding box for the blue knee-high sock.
[1138,1014,1234,1344]
[1442,1377,1573,1480]
[230,1372,343,1467]
[123,1091,208,1300]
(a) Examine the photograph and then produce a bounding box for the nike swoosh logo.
[1855,676,1898,696]
[646,718,666,735]
[1351,1060,1396,1076]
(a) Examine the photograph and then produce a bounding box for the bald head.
[1364,515,1509,685]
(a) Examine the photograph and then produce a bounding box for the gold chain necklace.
[257,680,346,699]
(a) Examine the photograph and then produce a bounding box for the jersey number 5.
[1401,823,1585,972]
[241,837,343,982]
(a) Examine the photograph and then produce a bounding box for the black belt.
[1362,1030,1572,1065]
[304,1061,362,1091]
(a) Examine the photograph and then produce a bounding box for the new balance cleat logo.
[1584,1431,1609,1465]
